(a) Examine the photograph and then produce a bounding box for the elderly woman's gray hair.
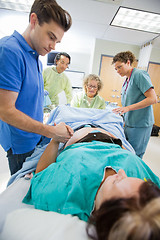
[83,74,103,95]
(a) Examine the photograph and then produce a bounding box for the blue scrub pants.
[124,125,153,159]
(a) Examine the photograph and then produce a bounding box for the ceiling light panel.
[0,0,34,12]
[92,0,123,4]
[110,7,160,34]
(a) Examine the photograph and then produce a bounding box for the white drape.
[137,42,153,71]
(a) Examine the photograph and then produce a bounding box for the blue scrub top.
[121,68,154,127]
[0,31,44,154]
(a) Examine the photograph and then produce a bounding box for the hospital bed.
[0,106,135,239]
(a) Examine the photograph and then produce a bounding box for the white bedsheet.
[0,178,33,233]
[1,208,91,240]
[0,178,92,240]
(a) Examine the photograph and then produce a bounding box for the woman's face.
[86,79,98,98]
[114,60,131,77]
[95,169,144,210]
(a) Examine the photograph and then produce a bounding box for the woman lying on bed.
[23,126,160,240]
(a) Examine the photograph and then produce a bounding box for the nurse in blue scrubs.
[112,51,157,158]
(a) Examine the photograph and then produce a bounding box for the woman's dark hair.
[112,51,135,65]
[87,180,160,240]
[29,0,72,31]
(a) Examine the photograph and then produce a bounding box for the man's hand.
[51,122,74,143]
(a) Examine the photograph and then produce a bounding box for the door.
[148,62,160,127]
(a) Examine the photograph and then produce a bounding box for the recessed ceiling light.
[110,6,160,34]
[92,0,123,4]
[0,0,34,12]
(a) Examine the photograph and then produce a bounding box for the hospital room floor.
[0,135,160,194]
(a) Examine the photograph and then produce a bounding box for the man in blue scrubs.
[0,0,73,175]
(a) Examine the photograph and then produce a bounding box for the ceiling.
[0,0,160,51]
[58,0,160,49]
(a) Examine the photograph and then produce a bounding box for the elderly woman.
[71,74,106,109]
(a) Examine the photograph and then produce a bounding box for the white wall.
[0,9,28,38]
[91,38,160,75]
[91,38,140,75]
[150,47,160,63]
[0,8,94,76]
[40,51,92,76]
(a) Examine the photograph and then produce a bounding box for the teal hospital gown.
[23,141,160,222]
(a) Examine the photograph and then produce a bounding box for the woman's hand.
[112,88,157,116]
[36,123,73,173]
[112,106,129,116]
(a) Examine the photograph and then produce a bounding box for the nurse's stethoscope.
[121,68,134,95]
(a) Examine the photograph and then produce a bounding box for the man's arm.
[0,89,73,142]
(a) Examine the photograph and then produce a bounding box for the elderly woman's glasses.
[87,85,98,89]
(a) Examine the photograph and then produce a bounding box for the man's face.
[56,55,70,73]
[29,13,64,56]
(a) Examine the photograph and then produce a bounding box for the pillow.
[0,208,93,240]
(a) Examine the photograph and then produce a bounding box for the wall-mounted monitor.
[65,70,85,88]
[47,51,59,65]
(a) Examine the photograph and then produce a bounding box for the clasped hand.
[53,122,74,143]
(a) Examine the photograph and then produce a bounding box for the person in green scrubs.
[43,52,72,106]
[112,51,157,158]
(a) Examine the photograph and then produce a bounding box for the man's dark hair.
[29,0,72,32]
[55,52,71,64]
